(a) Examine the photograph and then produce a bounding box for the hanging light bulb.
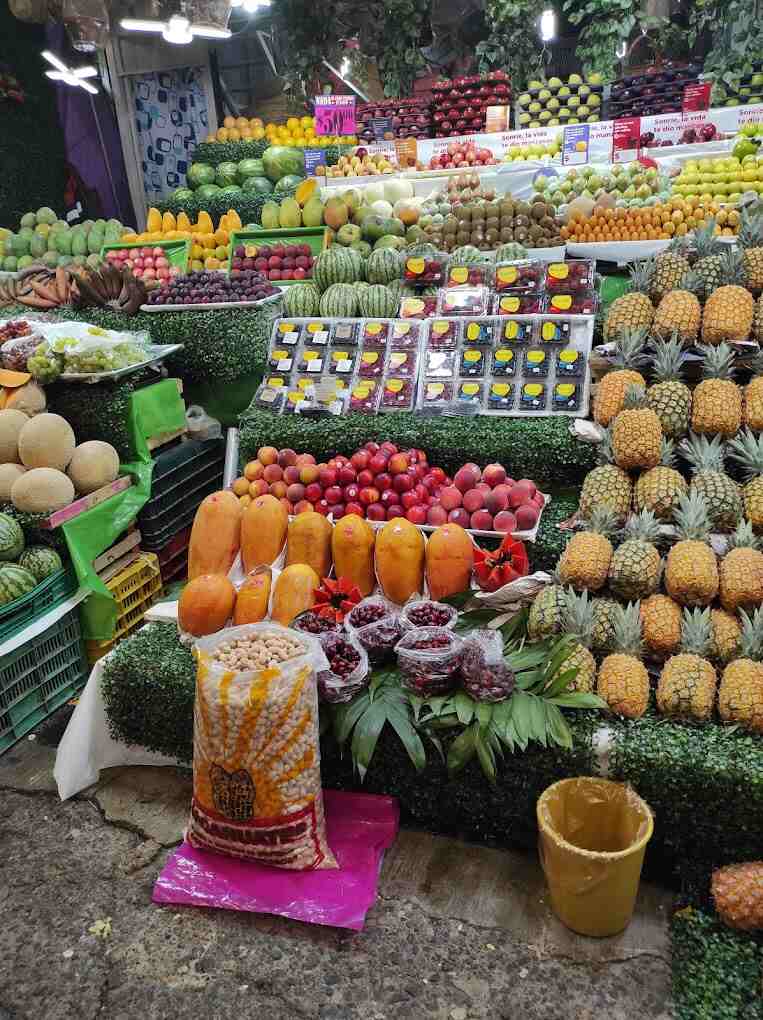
[41,50,99,94]
[539,8,556,42]
[121,1,232,42]
[616,40,627,59]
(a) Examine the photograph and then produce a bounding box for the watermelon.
[18,545,62,582]
[196,184,222,201]
[241,176,273,195]
[319,283,358,317]
[218,185,243,197]
[283,283,321,318]
[313,248,361,292]
[366,248,402,285]
[237,158,265,183]
[0,513,24,561]
[187,163,216,189]
[0,565,37,605]
[173,187,195,203]
[215,162,239,187]
[262,146,305,183]
[451,244,489,264]
[495,242,527,261]
[359,284,399,319]
[274,174,305,196]
[343,247,365,282]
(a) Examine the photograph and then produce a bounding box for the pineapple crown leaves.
[610,600,644,657]
[609,327,650,370]
[627,260,655,296]
[657,436,678,469]
[738,206,763,251]
[594,426,617,467]
[649,334,688,384]
[580,504,619,538]
[727,427,763,480]
[692,218,723,260]
[725,516,761,553]
[621,383,649,410]
[679,607,714,658]
[562,586,595,646]
[623,507,664,546]
[737,606,763,661]
[680,431,728,474]
[665,235,691,258]
[698,342,738,382]
[718,247,748,287]
[676,270,703,297]
[672,489,713,543]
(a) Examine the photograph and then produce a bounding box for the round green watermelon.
[218,185,243,197]
[173,187,195,203]
[18,545,62,582]
[0,565,37,605]
[187,163,216,189]
[215,162,239,187]
[262,146,305,183]
[274,174,305,196]
[241,176,274,195]
[196,184,222,201]
[0,513,24,562]
[237,158,265,183]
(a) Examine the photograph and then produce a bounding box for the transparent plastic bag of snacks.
[399,597,458,633]
[395,626,464,696]
[187,622,337,870]
[1,331,43,371]
[459,629,516,700]
[316,630,370,704]
[345,596,401,664]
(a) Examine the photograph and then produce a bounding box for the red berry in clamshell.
[366,503,386,521]
[471,510,494,531]
[493,510,518,533]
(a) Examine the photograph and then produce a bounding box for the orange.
[216,127,229,142]
[223,116,235,129]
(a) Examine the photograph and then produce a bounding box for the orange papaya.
[375,518,425,604]
[332,513,375,596]
[233,567,272,625]
[241,494,288,570]
[178,574,236,636]
[425,523,474,600]
[188,491,241,580]
[286,511,332,577]
[270,564,319,625]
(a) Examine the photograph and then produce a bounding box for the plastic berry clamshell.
[493,292,544,316]
[524,348,550,378]
[362,320,391,346]
[399,294,437,320]
[390,319,421,348]
[281,385,315,416]
[520,381,547,411]
[331,320,361,346]
[424,349,457,379]
[420,380,455,410]
[552,381,582,412]
[252,379,287,413]
[379,377,416,411]
[491,346,518,377]
[494,260,545,294]
[461,319,497,346]
[556,348,585,378]
[267,346,295,373]
[538,318,572,344]
[456,380,485,407]
[498,318,535,345]
[447,263,492,288]
[300,319,332,346]
[437,286,490,317]
[459,347,487,377]
[349,379,381,414]
[486,381,516,411]
[545,259,595,293]
[403,252,447,286]
[427,319,459,349]
[387,347,419,379]
[297,348,326,375]
[357,348,386,378]
[328,347,358,375]
[271,319,300,346]
[544,290,597,315]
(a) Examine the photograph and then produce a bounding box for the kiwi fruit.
[514,227,529,242]
[514,214,530,229]
[530,193,546,205]
[500,226,514,242]
[540,215,556,230]
[529,223,544,240]
[485,227,499,245]
[455,206,471,221]
[500,200,515,218]
[471,205,486,222]
[485,216,499,231]
[531,202,546,221]
[515,201,531,218]
[485,202,501,219]
[444,214,459,233]
[456,230,471,246]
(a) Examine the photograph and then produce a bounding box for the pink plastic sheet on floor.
[152,790,399,930]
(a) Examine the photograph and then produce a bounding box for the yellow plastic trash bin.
[537,777,654,937]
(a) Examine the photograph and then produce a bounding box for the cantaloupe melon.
[0,409,28,463]
[18,413,76,471]
[67,441,119,494]
[4,382,46,416]
[11,467,74,513]
[0,463,26,501]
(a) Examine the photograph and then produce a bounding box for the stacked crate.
[86,552,163,664]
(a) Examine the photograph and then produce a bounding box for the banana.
[19,293,56,309]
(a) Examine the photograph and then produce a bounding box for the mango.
[323,196,349,230]
[375,518,424,604]
[278,197,302,229]
[271,563,319,625]
[332,514,375,596]
[286,511,332,577]
[426,523,474,600]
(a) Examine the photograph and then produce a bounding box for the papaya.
[375,518,425,605]
[426,523,474,600]
[271,563,319,626]
[197,211,213,234]
[146,207,162,233]
[332,513,375,596]
[188,490,241,580]
[241,494,288,570]
[178,573,236,636]
[286,511,332,577]
[233,566,272,625]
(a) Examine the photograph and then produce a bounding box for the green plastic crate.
[228,227,328,283]
[0,606,88,755]
[0,568,77,644]
[100,238,191,271]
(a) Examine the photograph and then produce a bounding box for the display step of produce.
[0,207,129,276]
[611,62,704,120]
[516,72,603,129]
[431,70,511,137]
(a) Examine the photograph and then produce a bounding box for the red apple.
[427,505,449,525]
[406,506,427,524]
[278,448,297,467]
[283,465,301,485]
[493,510,518,533]
[364,442,380,454]
[388,452,410,475]
[429,467,446,483]
[345,501,364,518]
[351,450,370,471]
[463,489,485,513]
[369,453,388,474]
[315,499,331,516]
[357,469,374,488]
[359,486,381,506]
[338,465,357,486]
[335,455,349,466]
[482,463,507,488]
[470,510,494,531]
[401,491,420,510]
[324,485,343,504]
[305,482,322,503]
[393,473,414,494]
[387,506,405,519]
[448,508,471,527]
[439,485,463,511]
[343,483,360,502]
[380,489,398,508]
[380,441,399,455]
[414,483,429,501]
[366,503,386,521]
[329,503,346,519]
[375,472,393,492]
[319,466,337,488]
[286,482,305,503]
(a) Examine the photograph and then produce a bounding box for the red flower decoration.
[313,576,362,622]
[473,535,529,593]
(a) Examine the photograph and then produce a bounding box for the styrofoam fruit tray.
[59,343,183,382]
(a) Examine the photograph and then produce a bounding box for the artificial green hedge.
[238,409,597,486]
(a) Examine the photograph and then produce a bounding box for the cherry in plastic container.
[291,610,340,636]
[399,599,458,633]
[395,626,464,696]
[316,631,370,704]
[345,597,402,664]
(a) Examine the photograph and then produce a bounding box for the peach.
[244,459,264,481]
[295,453,316,466]
[448,508,471,528]
[485,488,509,515]
[269,480,288,499]
[470,509,494,531]
[509,484,534,509]
[279,498,293,514]
[454,464,481,493]
[278,448,298,467]
[515,478,537,498]
[427,505,449,526]
[299,464,320,485]
[515,504,539,530]
[283,465,301,485]
[462,489,485,513]
[257,446,279,466]
[493,510,518,533]
[294,499,313,514]
[249,479,269,497]
[482,463,507,488]
[263,463,283,483]
[286,482,306,503]
[232,476,249,496]
[439,485,463,511]
[388,452,410,475]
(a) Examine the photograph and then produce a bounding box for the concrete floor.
[0,729,673,1020]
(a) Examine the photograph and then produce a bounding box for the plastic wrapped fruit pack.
[399,598,458,633]
[316,631,370,704]
[395,626,464,696]
[345,597,402,663]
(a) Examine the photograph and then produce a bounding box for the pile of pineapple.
[528,214,763,732]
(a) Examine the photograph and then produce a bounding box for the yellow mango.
[197,211,213,234]
[176,211,192,232]
[226,208,242,230]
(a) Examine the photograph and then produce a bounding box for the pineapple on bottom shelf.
[709,608,742,666]
[558,506,616,592]
[633,438,688,521]
[641,594,682,659]
[739,206,763,294]
[597,601,650,719]
[593,329,649,427]
[560,588,596,694]
[712,861,763,932]
[681,432,743,533]
[727,428,763,532]
[718,606,763,733]
[691,218,727,299]
[690,343,742,439]
[578,429,633,521]
[612,385,663,472]
[649,239,690,304]
[603,261,655,341]
[645,335,692,439]
[607,509,663,601]
[701,250,755,345]
[527,574,567,641]
[718,519,763,614]
[652,272,702,344]
[741,348,763,430]
[665,492,720,607]
[656,607,717,722]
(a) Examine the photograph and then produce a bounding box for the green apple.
[528,79,544,90]
[558,106,570,117]
[751,73,763,87]
[547,97,560,111]
[518,92,532,107]
[529,120,541,128]
[529,101,542,113]
[568,117,580,124]
[578,84,591,99]
[539,110,552,122]
[548,118,560,126]
[568,73,583,86]
[587,73,603,85]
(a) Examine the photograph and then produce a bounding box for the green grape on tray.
[27,346,63,383]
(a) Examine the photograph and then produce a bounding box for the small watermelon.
[495,242,528,261]
[274,174,305,196]
[319,283,358,317]
[18,545,63,582]
[313,248,360,292]
[282,283,321,318]
[366,247,402,285]
[0,565,37,605]
[0,512,24,562]
[359,284,399,319]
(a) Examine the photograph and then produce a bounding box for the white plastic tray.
[565,239,672,264]
[59,343,183,383]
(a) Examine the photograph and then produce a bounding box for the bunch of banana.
[0,265,75,310]
[73,264,146,315]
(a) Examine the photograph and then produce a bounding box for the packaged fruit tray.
[228,228,327,285]
[101,238,191,277]
[58,342,184,379]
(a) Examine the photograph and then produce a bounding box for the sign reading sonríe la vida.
[314,95,356,136]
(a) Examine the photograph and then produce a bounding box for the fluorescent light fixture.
[616,40,627,59]
[242,0,271,11]
[539,8,556,42]
[42,50,99,93]
[340,57,350,78]
[120,12,232,42]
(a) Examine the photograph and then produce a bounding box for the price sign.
[303,148,325,175]
[394,137,418,167]
[562,124,589,165]
[314,95,356,136]
[683,82,712,113]
[613,116,641,163]
[371,117,393,141]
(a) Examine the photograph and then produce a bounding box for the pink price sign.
[314,95,356,136]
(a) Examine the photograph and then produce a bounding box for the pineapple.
[691,218,727,298]
[603,261,655,340]
[718,605,763,733]
[690,343,742,438]
[727,428,763,532]
[754,294,763,344]
[652,271,702,343]
[527,575,566,641]
[649,239,690,304]
[742,347,763,430]
[709,608,742,666]
[681,432,742,533]
[665,491,719,607]
[701,250,755,344]
[611,385,663,472]
[718,518,763,613]
[560,588,597,693]
[645,334,692,438]
[590,597,618,656]
[641,594,682,658]
[593,329,648,427]
[596,601,650,719]
[633,437,688,521]
[739,206,763,293]
[607,509,663,600]
[712,861,763,932]
[557,506,615,592]
[656,607,717,722]
[578,428,632,521]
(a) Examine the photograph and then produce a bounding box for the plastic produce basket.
[0,568,77,644]
[228,227,329,283]
[100,238,191,271]
[0,605,88,755]
[86,552,163,664]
